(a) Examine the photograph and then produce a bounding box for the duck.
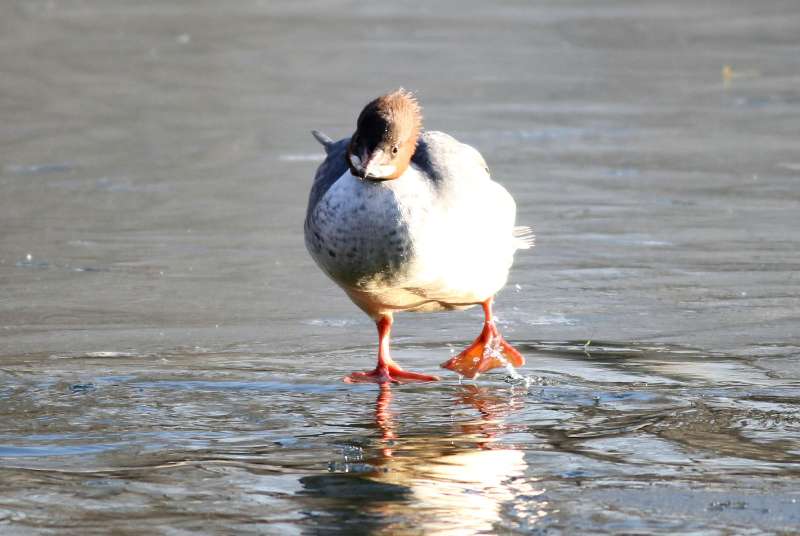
[305,89,533,384]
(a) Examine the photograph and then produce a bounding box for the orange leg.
[345,315,440,384]
[440,298,525,379]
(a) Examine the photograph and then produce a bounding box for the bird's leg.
[440,297,525,378]
[345,314,440,384]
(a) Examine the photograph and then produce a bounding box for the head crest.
[375,88,423,133]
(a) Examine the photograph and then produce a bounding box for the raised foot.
[441,325,525,379]
[344,365,440,385]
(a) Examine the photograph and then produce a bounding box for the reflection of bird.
[359,385,541,533]
[305,89,533,383]
[372,384,525,457]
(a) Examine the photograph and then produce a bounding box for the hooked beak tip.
[360,161,376,180]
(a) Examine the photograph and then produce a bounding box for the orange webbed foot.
[440,300,525,379]
[344,363,440,384]
[441,330,524,378]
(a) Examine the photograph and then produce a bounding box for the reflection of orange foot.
[375,385,396,457]
[456,384,523,448]
[441,298,524,379]
[345,363,440,384]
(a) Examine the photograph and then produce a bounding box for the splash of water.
[481,334,533,387]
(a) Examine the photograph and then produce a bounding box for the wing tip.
[513,226,535,249]
[311,130,335,153]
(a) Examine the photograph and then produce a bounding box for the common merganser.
[305,89,533,384]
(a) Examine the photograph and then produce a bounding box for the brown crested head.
[346,88,423,180]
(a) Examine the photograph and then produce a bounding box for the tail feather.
[311,130,335,154]
[513,226,535,249]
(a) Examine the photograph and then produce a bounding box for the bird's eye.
[391,145,399,155]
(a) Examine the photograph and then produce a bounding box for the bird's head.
[346,88,422,181]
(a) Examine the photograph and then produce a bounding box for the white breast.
[307,159,519,316]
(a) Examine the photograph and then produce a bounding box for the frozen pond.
[1,0,799,533]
